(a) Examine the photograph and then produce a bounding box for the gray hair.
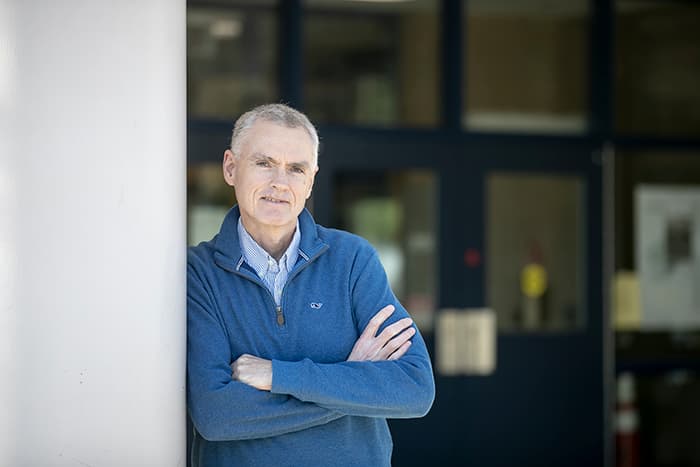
[230,103,319,167]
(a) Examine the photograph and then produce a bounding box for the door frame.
[312,127,605,467]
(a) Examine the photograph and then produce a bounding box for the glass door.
[315,130,604,467]
[437,140,603,467]
[331,170,439,332]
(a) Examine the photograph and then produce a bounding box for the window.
[487,173,586,331]
[304,0,440,127]
[464,0,589,133]
[333,170,438,331]
[616,0,700,137]
[187,1,278,120]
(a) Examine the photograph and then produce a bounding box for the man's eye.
[256,160,271,167]
[290,167,305,174]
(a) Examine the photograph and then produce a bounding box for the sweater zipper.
[274,245,329,328]
[236,272,285,327]
[230,245,329,328]
[275,305,285,326]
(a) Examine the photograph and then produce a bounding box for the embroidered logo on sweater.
[310,302,323,309]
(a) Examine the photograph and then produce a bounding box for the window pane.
[613,153,700,467]
[616,1,700,137]
[187,1,278,119]
[187,164,236,246]
[487,173,586,331]
[333,170,438,331]
[613,151,700,331]
[464,0,589,133]
[304,0,439,127]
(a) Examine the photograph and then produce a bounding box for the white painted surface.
[0,1,186,465]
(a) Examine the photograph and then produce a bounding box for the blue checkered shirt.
[237,219,300,306]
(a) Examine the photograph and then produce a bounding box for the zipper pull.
[276,306,285,326]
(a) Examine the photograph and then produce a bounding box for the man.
[187,103,435,467]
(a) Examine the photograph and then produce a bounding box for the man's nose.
[270,167,290,187]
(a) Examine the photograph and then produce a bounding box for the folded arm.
[231,304,415,390]
[240,247,435,419]
[187,265,342,442]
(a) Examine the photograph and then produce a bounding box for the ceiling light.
[209,19,242,39]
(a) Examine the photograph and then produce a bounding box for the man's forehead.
[242,124,315,162]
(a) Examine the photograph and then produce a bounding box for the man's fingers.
[376,326,416,360]
[230,354,273,390]
[361,304,395,338]
[388,341,412,361]
[231,354,252,379]
[376,317,414,344]
[348,305,419,362]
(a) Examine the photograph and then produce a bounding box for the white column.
[0,1,186,465]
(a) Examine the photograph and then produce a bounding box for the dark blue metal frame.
[278,0,302,109]
[442,0,462,131]
[590,0,614,137]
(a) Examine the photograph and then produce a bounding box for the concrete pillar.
[0,1,186,465]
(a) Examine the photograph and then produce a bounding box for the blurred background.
[185,1,700,466]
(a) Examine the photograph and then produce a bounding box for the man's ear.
[222,149,236,187]
[306,165,319,199]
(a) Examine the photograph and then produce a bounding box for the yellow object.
[521,263,548,298]
[613,271,641,330]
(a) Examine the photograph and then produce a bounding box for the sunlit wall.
[0,1,186,465]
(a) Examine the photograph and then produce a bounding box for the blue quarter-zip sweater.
[187,206,435,467]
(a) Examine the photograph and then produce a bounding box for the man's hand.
[232,305,415,389]
[231,354,273,391]
[347,305,416,362]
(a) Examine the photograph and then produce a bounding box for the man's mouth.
[261,196,288,204]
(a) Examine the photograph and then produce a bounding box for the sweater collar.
[237,217,300,278]
[213,205,327,272]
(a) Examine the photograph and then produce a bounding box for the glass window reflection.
[463,0,589,133]
[304,0,440,127]
[188,164,236,246]
[187,1,278,119]
[487,173,586,331]
[613,151,700,332]
[616,1,700,137]
[333,170,438,331]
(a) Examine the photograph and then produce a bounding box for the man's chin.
[256,212,296,229]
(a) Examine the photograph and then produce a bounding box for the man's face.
[223,120,317,238]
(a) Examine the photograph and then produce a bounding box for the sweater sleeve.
[270,244,435,418]
[187,262,343,442]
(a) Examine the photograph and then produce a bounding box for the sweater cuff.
[271,359,307,399]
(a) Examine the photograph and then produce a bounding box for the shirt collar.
[237,219,301,278]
